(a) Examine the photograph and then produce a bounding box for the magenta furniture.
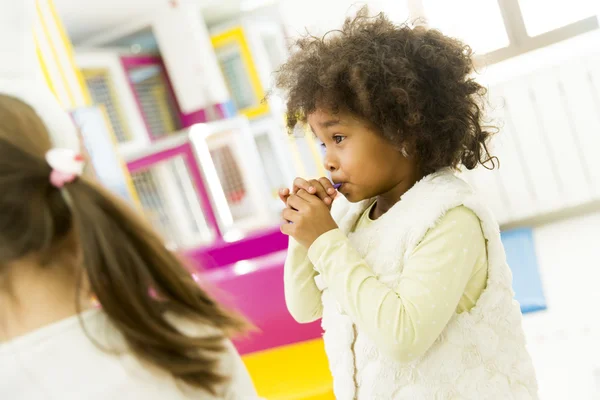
[197,250,322,355]
[121,55,236,131]
[126,139,287,269]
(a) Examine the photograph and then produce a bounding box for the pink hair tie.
[45,149,85,188]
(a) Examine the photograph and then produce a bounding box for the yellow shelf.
[242,339,334,400]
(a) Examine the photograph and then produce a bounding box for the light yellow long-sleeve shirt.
[284,205,488,362]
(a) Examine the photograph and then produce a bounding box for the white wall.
[524,212,600,399]
[461,28,600,228]
[153,3,230,112]
[460,26,600,400]
[277,0,412,38]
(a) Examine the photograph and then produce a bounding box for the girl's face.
[308,108,420,203]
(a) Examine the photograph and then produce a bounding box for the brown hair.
[0,95,247,394]
[274,8,498,175]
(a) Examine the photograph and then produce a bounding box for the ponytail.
[0,96,247,394]
[64,179,248,394]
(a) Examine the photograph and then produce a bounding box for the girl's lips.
[333,183,343,190]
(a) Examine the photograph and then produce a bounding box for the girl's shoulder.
[163,313,260,399]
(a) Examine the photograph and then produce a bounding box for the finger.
[318,177,337,196]
[278,188,290,203]
[295,188,321,205]
[293,177,315,195]
[281,207,299,223]
[287,192,310,211]
[280,220,293,235]
[308,179,331,202]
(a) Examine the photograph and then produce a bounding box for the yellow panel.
[81,68,110,79]
[211,26,270,119]
[35,36,57,98]
[46,0,92,105]
[35,1,75,108]
[242,339,334,400]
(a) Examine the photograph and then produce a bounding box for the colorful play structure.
[31,4,337,397]
[28,1,549,399]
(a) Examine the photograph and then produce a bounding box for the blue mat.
[501,228,547,314]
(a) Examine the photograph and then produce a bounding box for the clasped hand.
[278,177,339,248]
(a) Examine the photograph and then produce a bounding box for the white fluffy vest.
[317,170,538,400]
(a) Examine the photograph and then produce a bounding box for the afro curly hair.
[274,7,497,175]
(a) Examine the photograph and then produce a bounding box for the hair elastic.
[45,148,85,188]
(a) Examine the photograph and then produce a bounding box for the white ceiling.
[53,0,248,44]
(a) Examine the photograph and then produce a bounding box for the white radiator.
[463,32,600,226]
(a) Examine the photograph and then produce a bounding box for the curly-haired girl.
[277,8,538,399]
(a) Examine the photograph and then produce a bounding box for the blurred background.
[31,0,600,398]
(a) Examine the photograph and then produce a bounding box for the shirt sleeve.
[307,206,486,362]
[283,237,324,323]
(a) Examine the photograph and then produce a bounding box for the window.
[518,0,598,37]
[254,133,286,197]
[423,0,509,54]
[216,43,257,111]
[131,156,213,249]
[83,70,132,143]
[128,65,182,139]
[412,0,599,64]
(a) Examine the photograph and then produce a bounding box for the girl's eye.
[333,135,345,144]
